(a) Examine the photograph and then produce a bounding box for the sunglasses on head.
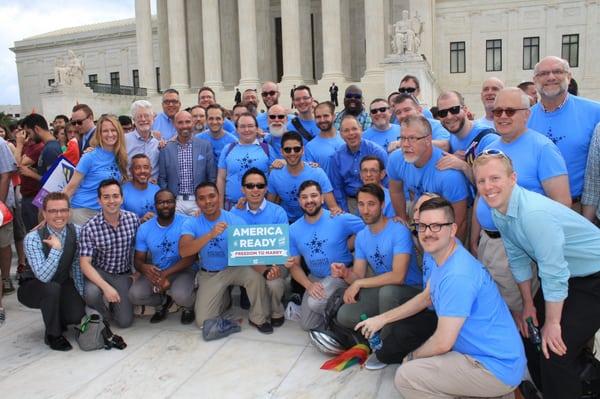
[437,105,461,118]
[370,107,389,115]
[345,93,362,100]
[282,146,302,154]
[268,114,286,120]
[398,87,417,94]
[476,148,510,159]
[262,91,277,97]
[492,108,528,117]
[243,183,266,190]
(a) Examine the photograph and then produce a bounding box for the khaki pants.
[395,351,515,399]
[70,207,99,226]
[195,267,269,328]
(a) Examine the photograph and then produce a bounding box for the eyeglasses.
[437,105,462,118]
[535,69,567,78]
[162,100,180,105]
[345,93,362,100]
[238,124,256,130]
[370,107,389,115]
[398,87,417,94]
[360,168,381,175]
[399,135,429,144]
[243,183,266,190]
[70,117,88,126]
[282,146,302,154]
[156,199,176,206]
[45,208,69,215]
[268,114,286,120]
[491,108,528,117]
[412,222,453,233]
[294,96,311,102]
[262,91,277,97]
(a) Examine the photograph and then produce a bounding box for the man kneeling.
[357,197,525,398]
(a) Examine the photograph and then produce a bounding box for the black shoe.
[249,319,273,334]
[271,317,285,328]
[150,295,173,324]
[180,309,195,325]
[240,287,250,310]
[45,334,72,351]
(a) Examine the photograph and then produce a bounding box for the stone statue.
[53,50,84,87]
[390,10,423,56]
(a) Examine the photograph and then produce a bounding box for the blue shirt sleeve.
[135,222,150,252]
[436,273,478,318]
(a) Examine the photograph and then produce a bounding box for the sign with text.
[33,156,75,208]
[227,224,289,266]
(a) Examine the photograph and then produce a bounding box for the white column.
[134,0,157,94]
[361,0,385,82]
[202,0,224,89]
[319,0,346,83]
[157,0,170,91]
[186,0,204,91]
[280,0,304,85]
[237,0,260,89]
[167,0,189,91]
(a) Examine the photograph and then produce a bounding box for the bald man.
[475,77,505,128]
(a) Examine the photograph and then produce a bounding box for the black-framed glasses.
[282,146,302,154]
[156,199,176,206]
[437,105,461,118]
[345,93,362,100]
[399,135,429,144]
[243,183,266,190]
[262,91,277,97]
[398,87,417,94]
[492,108,528,118]
[370,107,389,115]
[46,208,69,215]
[268,114,286,120]
[413,222,453,233]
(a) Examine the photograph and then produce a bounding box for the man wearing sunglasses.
[362,98,400,152]
[398,75,433,119]
[267,132,341,222]
[71,103,95,153]
[262,104,289,158]
[333,85,372,131]
[256,81,291,132]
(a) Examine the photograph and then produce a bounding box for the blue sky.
[0,0,155,105]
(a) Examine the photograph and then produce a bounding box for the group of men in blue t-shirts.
[4,54,600,399]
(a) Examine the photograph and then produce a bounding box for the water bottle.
[526,317,541,352]
[360,314,383,351]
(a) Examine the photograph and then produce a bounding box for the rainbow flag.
[320,344,370,371]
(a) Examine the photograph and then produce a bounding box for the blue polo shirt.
[122,182,160,219]
[492,185,600,301]
[355,220,421,287]
[71,148,122,210]
[304,134,346,178]
[427,244,526,387]
[230,199,288,225]
[268,163,334,222]
[363,124,400,152]
[290,210,364,278]
[476,129,568,231]
[151,112,177,141]
[528,94,600,197]
[181,210,246,271]
[135,214,191,270]
[387,146,469,203]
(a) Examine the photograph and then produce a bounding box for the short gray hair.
[494,87,531,109]
[534,56,570,76]
[130,100,154,118]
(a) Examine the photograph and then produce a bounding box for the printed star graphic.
[158,238,175,262]
[306,232,327,256]
[285,185,298,203]
[109,164,120,179]
[545,126,565,145]
[209,235,225,249]
[237,153,258,170]
[371,246,387,271]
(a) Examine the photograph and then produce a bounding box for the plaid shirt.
[582,123,600,219]
[333,109,372,131]
[177,140,194,195]
[80,210,139,274]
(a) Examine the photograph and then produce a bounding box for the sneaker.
[45,334,73,351]
[3,278,15,295]
[202,317,241,341]
[285,302,301,322]
[271,316,285,328]
[0,307,5,327]
[249,319,274,334]
[180,309,195,325]
[364,353,387,370]
[150,295,173,324]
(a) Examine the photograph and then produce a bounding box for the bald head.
[174,111,193,140]
[261,81,280,108]
[481,77,505,113]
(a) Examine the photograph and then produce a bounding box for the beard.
[269,124,287,137]
[303,203,322,217]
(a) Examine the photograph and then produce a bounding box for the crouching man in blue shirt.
[474,152,600,399]
[357,197,525,398]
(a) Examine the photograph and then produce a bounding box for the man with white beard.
[263,104,288,159]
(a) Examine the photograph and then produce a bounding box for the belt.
[484,229,501,239]
[177,194,194,201]
[200,267,219,273]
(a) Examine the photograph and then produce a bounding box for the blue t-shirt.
[476,129,568,230]
[37,140,62,176]
[290,209,365,278]
[427,118,451,141]
[135,214,190,270]
[304,134,346,178]
[449,124,499,155]
[151,112,177,141]
[196,130,238,164]
[181,210,246,271]
[122,182,160,219]
[71,148,122,210]
[286,117,320,138]
[426,245,526,387]
[263,134,284,159]
[363,124,400,152]
[257,113,294,132]
[382,187,396,218]
[217,143,276,203]
[387,146,469,203]
[528,95,600,197]
[230,200,288,225]
[268,163,334,222]
[355,220,421,287]
[223,119,236,135]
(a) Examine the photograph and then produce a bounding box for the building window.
[523,37,539,70]
[156,67,161,92]
[562,34,579,67]
[132,69,139,88]
[450,41,466,73]
[48,78,55,86]
[486,39,502,72]
[110,72,120,87]
[88,74,98,84]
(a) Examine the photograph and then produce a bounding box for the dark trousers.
[376,309,438,364]
[525,272,600,399]
[17,278,85,337]
[20,195,39,232]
